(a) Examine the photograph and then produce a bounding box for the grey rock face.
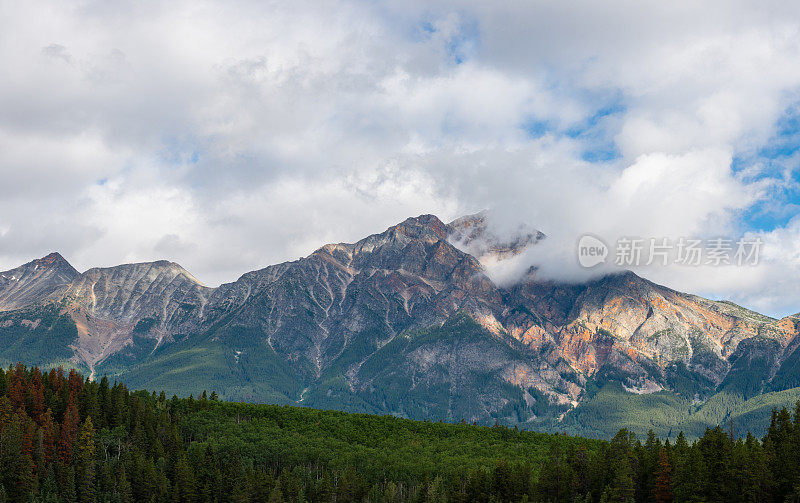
[197,215,510,381]
[60,260,212,325]
[0,252,79,311]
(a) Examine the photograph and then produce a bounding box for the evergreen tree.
[116,466,132,503]
[16,452,36,501]
[0,368,6,400]
[40,466,58,502]
[58,400,80,464]
[765,406,796,501]
[267,483,282,503]
[538,442,573,502]
[58,464,77,503]
[652,448,672,503]
[75,417,96,503]
[603,430,636,503]
[171,453,196,503]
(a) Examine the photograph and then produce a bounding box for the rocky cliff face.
[1,214,799,431]
[499,270,796,398]
[0,252,79,310]
[57,261,212,377]
[61,261,211,322]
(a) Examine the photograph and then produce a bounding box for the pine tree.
[39,409,57,464]
[79,382,100,429]
[59,400,80,464]
[116,466,132,503]
[604,429,636,503]
[673,442,707,502]
[0,397,11,434]
[538,442,573,502]
[653,448,673,503]
[491,459,514,502]
[7,365,26,411]
[31,369,46,421]
[40,465,58,502]
[0,412,23,499]
[20,415,35,461]
[171,453,196,503]
[75,417,96,503]
[97,376,110,429]
[766,406,798,501]
[67,369,83,402]
[0,368,6,401]
[58,464,77,503]
[697,426,731,502]
[249,468,275,503]
[16,453,36,501]
[605,456,635,503]
[95,460,112,500]
[267,484,282,503]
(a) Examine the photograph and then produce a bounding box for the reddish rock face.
[499,267,799,391]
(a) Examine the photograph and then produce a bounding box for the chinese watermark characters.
[577,235,762,268]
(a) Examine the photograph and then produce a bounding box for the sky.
[1,0,800,317]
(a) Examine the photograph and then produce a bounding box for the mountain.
[57,260,213,378]
[0,252,79,310]
[448,211,544,262]
[2,214,800,438]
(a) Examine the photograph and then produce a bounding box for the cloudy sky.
[1,0,800,316]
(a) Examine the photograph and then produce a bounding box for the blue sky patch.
[734,103,800,232]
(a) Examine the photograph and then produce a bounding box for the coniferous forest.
[1,364,800,502]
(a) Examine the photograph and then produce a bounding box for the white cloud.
[0,0,799,315]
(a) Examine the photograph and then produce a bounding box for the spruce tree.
[75,417,96,503]
[652,448,673,503]
[172,454,196,503]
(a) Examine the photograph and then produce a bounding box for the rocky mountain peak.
[35,251,78,273]
[0,252,80,311]
[308,215,451,267]
[448,212,544,264]
[79,259,206,287]
[353,214,449,252]
[392,214,449,240]
[59,259,212,324]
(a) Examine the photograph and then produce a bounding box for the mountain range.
[3,213,800,438]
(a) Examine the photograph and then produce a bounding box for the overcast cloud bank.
[1,0,800,316]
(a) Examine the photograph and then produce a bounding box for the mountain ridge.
[0,251,79,311]
[2,213,800,437]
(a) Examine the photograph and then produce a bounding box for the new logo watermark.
[577,235,762,268]
[577,235,609,268]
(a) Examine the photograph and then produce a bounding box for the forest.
[0,363,799,502]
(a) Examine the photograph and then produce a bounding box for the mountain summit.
[0,252,79,310]
[1,216,800,437]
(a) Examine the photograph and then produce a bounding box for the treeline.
[0,364,799,502]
